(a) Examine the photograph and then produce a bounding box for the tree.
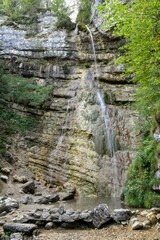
[99,0,160,118]
[76,0,93,24]
[99,0,160,207]
[1,0,40,23]
[51,0,75,30]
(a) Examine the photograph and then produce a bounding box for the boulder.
[34,194,59,204]
[9,233,23,240]
[13,175,28,183]
[92,204,111,228]
[0,175,8,182]
[22,181,36,194]
[112,209,131,223]
[0,197,19,214]
[58,192,74,201]
[131,221,143,230]
[20,196,33,205]
[45,222,53,230]
[1,167,11,174]
[146,212,157,225]
[3,223,38,235]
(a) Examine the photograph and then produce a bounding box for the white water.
[86,25,119,197]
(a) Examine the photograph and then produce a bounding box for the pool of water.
[56,196,123,211]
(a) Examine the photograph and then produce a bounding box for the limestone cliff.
[0,7,139,197]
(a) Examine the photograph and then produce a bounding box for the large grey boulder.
[3,223,38,235]
[92,204,111,228]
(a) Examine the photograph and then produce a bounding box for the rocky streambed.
[0,176,160,240]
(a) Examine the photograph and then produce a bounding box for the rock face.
[0,7,139,198]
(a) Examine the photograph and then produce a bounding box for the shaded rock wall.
[0,11,139,197]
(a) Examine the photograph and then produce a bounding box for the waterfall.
[54,98,71,156]
[86,25,119,197]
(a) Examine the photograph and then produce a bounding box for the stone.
[156,222,160,231]
[92,204,111,228]
[146,212,157,225]
[58,192,75,201]
[156,213,160,222]
[45,222,53,230]
[0,175,8,182]
[20,196,33,205]
[142,220,151,229]
[3,223,38,235]
[9,233,23,240]
[112,209,131,223]
[130,218,138,225]
[63,182,76,194]
[131,221,143,230]
[13,175,28,183]
[1,167,11,174]
[34,194,59,204]
[22,181,36,194]
[0,197,19,214]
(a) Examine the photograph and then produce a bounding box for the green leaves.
[1,0,40,23]
[2,74,53,107]
[51,0,75,30]
[99,0,160,207]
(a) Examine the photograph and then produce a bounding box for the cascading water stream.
[86,25,119,197]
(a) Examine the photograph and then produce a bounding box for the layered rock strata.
[0,10,139,197]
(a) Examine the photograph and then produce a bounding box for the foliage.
[124,135,160,208]
[51,0,75,30]
[76,0,93,24]
[99,0,160,117]
[0,0,40,23]
[2,74,53,107]
[99,0,160,207]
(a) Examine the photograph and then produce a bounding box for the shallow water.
[55,196,122,211]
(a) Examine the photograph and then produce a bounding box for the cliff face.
[0,10,139,197]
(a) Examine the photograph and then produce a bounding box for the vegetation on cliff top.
[99,0,160,207]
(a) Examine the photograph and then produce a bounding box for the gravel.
[35,225,160,240]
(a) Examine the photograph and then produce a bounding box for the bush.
[124,135,160,208]
[76,0,92,25]
[51,0,75,31]
[2,74,53,108]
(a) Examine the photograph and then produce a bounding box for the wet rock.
[92,204,111,228]
[22,181,36,194]
[13,175,28,183]
[0,197,19,214]
[3,223,38,235]
[58,192,75,201]
[34,194,59,204]
[131,221,143,230]
[112,209,131,223]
